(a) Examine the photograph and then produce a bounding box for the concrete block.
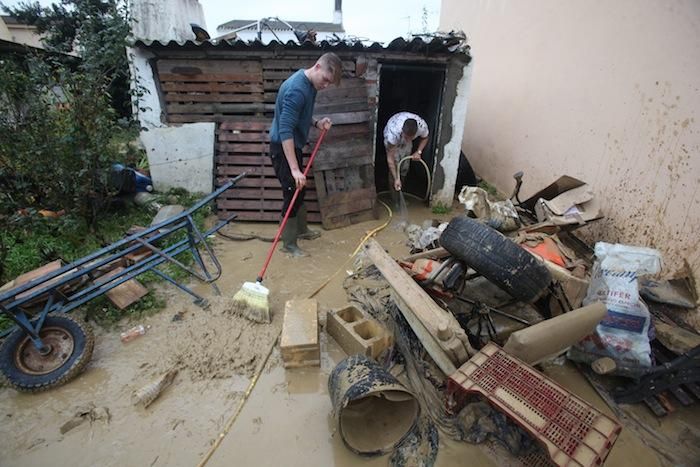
[140,122,215,194]
[150,204,184,226]
[326,305,393,360]
[280,299,320,369]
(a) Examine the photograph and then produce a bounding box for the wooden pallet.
[215,121,321,222]
[157,59,267,123]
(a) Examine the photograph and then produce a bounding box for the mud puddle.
[0,197,685,466]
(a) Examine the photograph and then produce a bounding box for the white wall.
[441,0,700,292]
[129,0,216,193]
[130,0,206,42]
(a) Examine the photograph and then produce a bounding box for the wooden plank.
[364,238,474,374]
[217,132,269,142]
[157,59,262,75]
[324,208,376,230]
[314,155,373,172]
[162,82,264,93]
[216,165,277,177]
[313,101,369,114]
[166,102,269,113]
[215,155,270,165]
[216,143,269,153]
[224,188,318,200]
[164,93,264,103]
[159,73,262,83]
[317,197,373,219]
[318,187,376,206]
[221,211,322,222]
[219,121,270,131]
[95,267,149,310]
[218,199,320,211]
[313,111,370,125]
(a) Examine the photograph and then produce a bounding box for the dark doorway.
[374,63,445,199]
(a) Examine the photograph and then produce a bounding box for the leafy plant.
[431,201,451,215]
[0,0,134,228]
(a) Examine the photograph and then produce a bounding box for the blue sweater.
[270,70,317,148]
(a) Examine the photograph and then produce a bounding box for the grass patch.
[431,202,451,215]
[477,180,507,200]
[1,189,211,332]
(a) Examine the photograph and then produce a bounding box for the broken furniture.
[364,238,474,375]
[326,305,392,360]
[0,175,246,392]
[448,343,621,467]
[280,299,320,368]
[329,354,420,456]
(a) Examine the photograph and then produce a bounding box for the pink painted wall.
[441,0,700,290]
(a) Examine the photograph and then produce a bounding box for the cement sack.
[570,242,662,367]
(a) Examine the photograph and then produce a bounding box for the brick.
[280,299,320,368]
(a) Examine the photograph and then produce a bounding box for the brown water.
[0,199,691,466]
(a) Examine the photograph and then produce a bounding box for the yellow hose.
[397,155,432,201]
[197,200,394,467]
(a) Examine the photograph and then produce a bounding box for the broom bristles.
[232,281,270,324]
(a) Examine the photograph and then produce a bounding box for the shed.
[130,36,472,229]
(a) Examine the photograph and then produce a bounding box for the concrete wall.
[440,0,700,287]
[0,18,43,48]
[130,0,206,42]
[129,0,215,193]
[0,17,12,41]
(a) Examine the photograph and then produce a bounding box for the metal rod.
[453,295,532,326]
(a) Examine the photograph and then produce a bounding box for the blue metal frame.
[0,174,246,349]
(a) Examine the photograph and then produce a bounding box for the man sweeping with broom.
[269,52,343,257]
[231,53,343,323]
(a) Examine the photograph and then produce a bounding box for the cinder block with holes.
[326,305,393,359]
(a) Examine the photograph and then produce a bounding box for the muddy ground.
[0,198,698,466]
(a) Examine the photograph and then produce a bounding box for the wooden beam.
[364,238,474,375]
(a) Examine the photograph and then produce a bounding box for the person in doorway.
[269,52,342,257]
[383,112,430,192]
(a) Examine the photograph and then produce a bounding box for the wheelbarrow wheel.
[0,314,94,392]
[440,216,551,303]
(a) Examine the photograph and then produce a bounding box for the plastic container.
[447,343,621,467]
[120,324,147,343]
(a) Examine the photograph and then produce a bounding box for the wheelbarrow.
[0,175,245,392]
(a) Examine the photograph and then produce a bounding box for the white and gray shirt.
[383,112,429,176]
[383,112,429,148]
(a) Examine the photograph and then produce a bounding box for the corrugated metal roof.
[217,19,345,34]
[133,34,471,57]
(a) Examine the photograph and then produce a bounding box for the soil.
[0,198,697,466]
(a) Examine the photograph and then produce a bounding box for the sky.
[1,0,442,43]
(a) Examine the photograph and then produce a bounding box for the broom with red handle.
[231,129,328,323]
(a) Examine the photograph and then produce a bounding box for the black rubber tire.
[0,314,94,392]
[440,216,551,303]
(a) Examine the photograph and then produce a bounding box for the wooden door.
[311,77,377,229]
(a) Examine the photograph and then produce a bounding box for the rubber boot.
[279,217,307,257]
[297,205,321,240]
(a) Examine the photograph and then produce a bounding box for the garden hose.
[377,156,432,201]
[197,200,393,467]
